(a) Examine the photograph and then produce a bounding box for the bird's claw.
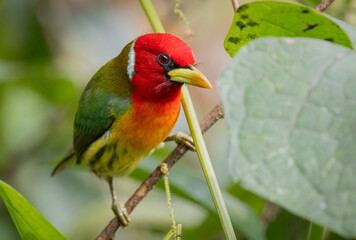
[112,201,131,227]
[165,131,196,151]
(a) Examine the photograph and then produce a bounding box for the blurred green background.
[0,0,355,239]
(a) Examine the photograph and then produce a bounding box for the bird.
[52,33,212,226]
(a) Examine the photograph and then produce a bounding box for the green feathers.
[73,42,134,163]
[53,41,135,175]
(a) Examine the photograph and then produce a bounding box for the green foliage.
[0,0,51,61]
[227,183,266,215]
[219,37,356,237]
[309,223,325,240]
[224,1,353,57]
[0,180,67,240]
[266,209,309,240]
[1,0,356,239]
[1,85,51,153]
[0,0,77,238]
[134,156,265,240]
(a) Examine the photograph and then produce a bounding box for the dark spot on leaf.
[238,5,249,12]
[228,37,241,44]
[241,14,249,20]
[236,21,246,30]
[303,23,319,32]
[247,21,259,27]
[302,9,309,13]
[248,33,257,39]
[324,37,334,43]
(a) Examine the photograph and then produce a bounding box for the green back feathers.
[73,41,134,163]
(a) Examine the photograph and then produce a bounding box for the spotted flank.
[82,131,145,179]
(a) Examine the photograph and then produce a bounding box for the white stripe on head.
[127,39,137,81]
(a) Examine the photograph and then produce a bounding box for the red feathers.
[131,33,195,103]
[135,33,195,67]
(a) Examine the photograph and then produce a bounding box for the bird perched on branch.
[52,33,211,226]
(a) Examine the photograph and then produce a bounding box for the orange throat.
[113,93,182,152]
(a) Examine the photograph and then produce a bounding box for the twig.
[173,0,194,40]
[231,0,239,12]
[95,101,224,240]
[315,0,335,12]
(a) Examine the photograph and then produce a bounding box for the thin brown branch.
[96,101,224,240]
[231,0,239,12]
[315,0,335,12]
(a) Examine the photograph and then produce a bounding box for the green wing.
[73,94,115,164]
[73,46,133,163]
[74,82,132,163]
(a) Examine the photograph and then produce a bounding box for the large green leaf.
[224,1,353,57]
[219,37,356,237]
[0,180,67,240]
[134,157,265,240]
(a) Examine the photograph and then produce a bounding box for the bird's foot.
[165,131,196,151]
[112,201,131,227]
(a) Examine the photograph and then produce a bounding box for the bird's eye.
[157,53,170,65]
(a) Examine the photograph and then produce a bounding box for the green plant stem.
[163,229,174,240]
[181,86,236,240]
[139,0,236,239]
[139,0,165,33]
[308,222,324,240]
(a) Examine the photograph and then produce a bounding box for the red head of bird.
[129,33,211,103]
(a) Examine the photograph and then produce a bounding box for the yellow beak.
[168,65,212,89]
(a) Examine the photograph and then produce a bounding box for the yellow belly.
[82,99,180,179]
[83,133,146,179]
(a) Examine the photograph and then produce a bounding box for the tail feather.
[51,149,76,176]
